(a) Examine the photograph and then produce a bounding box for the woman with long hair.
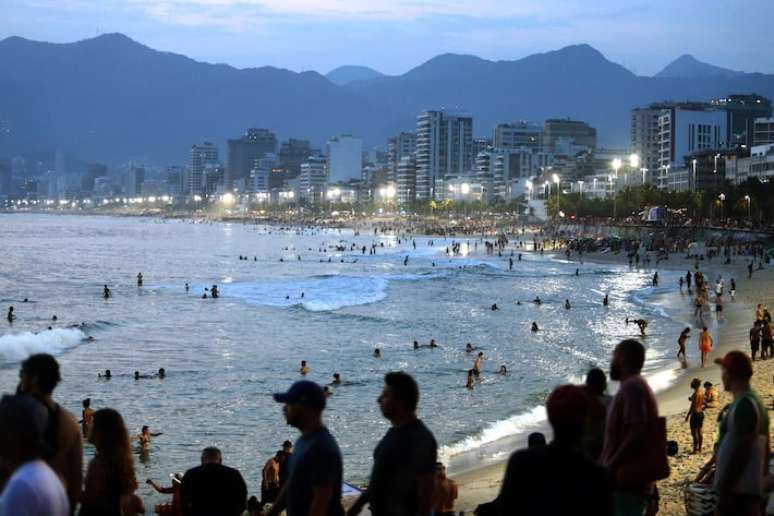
[79,408,143,516]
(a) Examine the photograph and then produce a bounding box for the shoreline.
[451,250,773,513]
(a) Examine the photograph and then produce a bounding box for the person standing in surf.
[699,327,713,367]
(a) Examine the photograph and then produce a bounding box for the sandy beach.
[452,251,774,515]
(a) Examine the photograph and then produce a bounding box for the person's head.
[158,368,165,376]
[273,381,326,432]
[141,425,149,434]
[18,353,61,397]
[89,408,135,492]
[435,462,447,479]
[300,361,307,367]
[282,440,292,453]
[690,378,701,390]
[703,381,713,390]
[134,371,140,379]
[378,372,419,422]
[105,369,111,377]
[83,398,91,408]
[527,432,547,448]
[477,351,483,358]
[201,446,222,465]
[0,394,49,467]
[610,339,645,380]
[702,326,708,332]
[683,327,690,334]
[585,368,607,396]
[715,351,753,392]
[333,373,340,380]
[546,385,590,444]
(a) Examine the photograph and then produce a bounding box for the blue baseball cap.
[273,381,326,411]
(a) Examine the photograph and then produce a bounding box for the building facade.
[544,119,596,154]
[711,94,772,147]
[494,122,543,152]
[189,142,219,195]
[226,128,277,190]
[657,106,728,172]
[415,110,473,200]
[754,118,774,146]
[386,132,416,183]
[327,135,363,183]
[299,156,328,204]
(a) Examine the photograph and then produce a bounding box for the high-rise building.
[494,122,543,152]
[396,156,416,205]
[279,139,312,178]
[657,105,728,172]
[711,94,772,147]
[124,166,145,196]
[189,142,219,195]
[544,119,596,154]
[299,156,328,204]
[81,163,108,192]
[386,132,416,183]
[202,164,224,196]
[250,153,278,193]
[226,129,277,189]
[415,110,473,200]
[631,105,671,178]
[475,152,494,204]
[754,117,774,146]
[327,135,363,183]
[165,166,185,196]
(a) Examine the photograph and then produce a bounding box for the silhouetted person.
[181,447,247,516]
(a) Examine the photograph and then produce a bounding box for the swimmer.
[137,425,163,450]
[210,285,219,299]
[603,294,609,307]
[499,365,507,375]
[564,299,571,310]
[134,371,152,380]
[466,343,475,353]
[22,298,28,303]
[331,373,341,385]
[429,339,438,348]
[52,315,58,321]
[81,399,95,439]
[533,296,542,305]
[531,322,539,332]
[465,370,475,389]
[137,272,143,287]
[413,340,419,350]
[625,317,648,337]
[202,293,208,299]
[516,301,521,306]
[404,256,409,266]
[301,292,305,298]
[6,306,15,323]
[103,285,111,299]
[474,352,483,375]
[323,386,332,398]
[185,283,190,292]
[299,361,310,375]
[373,348,381,358]
[98,369,112,379]
[157,368,166,379]
[491,303,499,311]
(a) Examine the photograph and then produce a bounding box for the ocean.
[0,213,687,502]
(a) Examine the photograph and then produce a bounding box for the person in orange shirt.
[699,327,713,367]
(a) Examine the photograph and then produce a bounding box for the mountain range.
[0,33,773,166]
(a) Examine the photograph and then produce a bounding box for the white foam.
[0,328,87,362]
[438,405,547,465]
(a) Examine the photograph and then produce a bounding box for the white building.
[493,122,543,152]
[754,117,774,146]
[658,107,728,170]
[726,144,774,184]
[299,156,328,204]
[249,153,277,193]
[327,135,362,183]
[189,142,219,195]
[396,156,416,205]
[415,110,473,200]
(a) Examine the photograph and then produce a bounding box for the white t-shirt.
[0,460,69,516]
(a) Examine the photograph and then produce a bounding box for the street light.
[719,193,725,222]
[744,194,751,220]
[552,174,560,217]
[577,180,584,201]
[611,158,622,218]
[525,180,533,201]
[692,159,698,192]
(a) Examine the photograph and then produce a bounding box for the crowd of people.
[0,338,769,516]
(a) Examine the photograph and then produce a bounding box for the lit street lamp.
[552,173,560,216]
[719,192,725,222]
[691,159,698,192]
[611,158,622,218]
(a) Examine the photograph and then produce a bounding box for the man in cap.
[0,394,69,516]
[712,351,769,516]
[265,381,343,516]
[478,384,612,515]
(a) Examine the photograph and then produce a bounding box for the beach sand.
[452,252,774,515]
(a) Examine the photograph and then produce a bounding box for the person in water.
[157,368,166,379]
[103,285,111,299]
[465,370,474,389]
[137,425,163,451]
[533,296,542,305]
[373,348,381,358]
[299,361,310,375]
[331,373,341,385]
[413,341,419,350]
[99,369,111,379]
[134,371,152,380]
[625,317,648,337]
[564,299,571,310]
[210,285,219,299]
[491,303,499,311]
[499,365,507,375]
[473,352,483,376]
[466,343,475,353]
[603,294,609,307]
[185,283,190,292]
[81,398,95,439]
[6,306,15,323]
[531,322,539,332]
[429,339,438,348]
[137,272,143,287]
[677,327,690,359]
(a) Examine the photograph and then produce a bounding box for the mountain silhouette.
[655,54,743,79]
[0,34,773,166]
[326,65,385,85]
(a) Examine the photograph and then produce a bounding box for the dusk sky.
[3,0,774,76]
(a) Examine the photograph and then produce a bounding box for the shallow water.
[0,214,687,501]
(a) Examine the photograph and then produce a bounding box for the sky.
[2,0,774,76]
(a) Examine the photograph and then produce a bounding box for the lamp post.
[578,180,584,201]
[692,159,698,192]
[745,194,751,220]
[612,158,622,219]
[719,193,725,223]
[552,173,560,218]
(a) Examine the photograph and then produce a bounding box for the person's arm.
[345,490,370,516]
[309,484,334,516]
[151,432,163,437]
[146,479,174,494]
[717,398,759,494]
[686,395,694,421]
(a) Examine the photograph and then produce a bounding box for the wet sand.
[452,250,774,515]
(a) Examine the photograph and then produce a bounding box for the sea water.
[0,214,687,501]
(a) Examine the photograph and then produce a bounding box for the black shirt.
[180,462,247,516]
[494,442,612,516]
[368,418,437,516]
[286,427,343,516]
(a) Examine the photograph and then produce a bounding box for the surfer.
[137,272,143,287]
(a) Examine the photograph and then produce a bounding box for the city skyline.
[3,0,774,76]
